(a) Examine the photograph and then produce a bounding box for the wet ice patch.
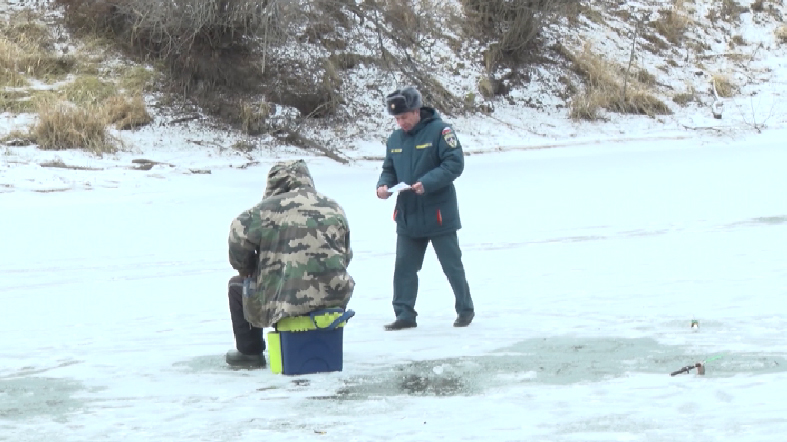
[171,355,231,374]
[0,377,90,421]
[727,215,787,228]
[308,338,787,401]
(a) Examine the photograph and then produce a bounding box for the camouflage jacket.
[228,159,355,328]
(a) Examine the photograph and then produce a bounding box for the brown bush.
[243,57,341,121]
[54,0,275,93]
[52,0,386,126]
[377,0,436,48]
[460,0,577,67]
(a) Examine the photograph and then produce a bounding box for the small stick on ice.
[670,355,722,376]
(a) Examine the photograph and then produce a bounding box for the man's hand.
[412,182,425,195]
[377,185,393,199]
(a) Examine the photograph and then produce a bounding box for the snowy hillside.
[1,0,786,191]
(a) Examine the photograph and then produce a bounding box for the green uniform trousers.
[393,232,474,322]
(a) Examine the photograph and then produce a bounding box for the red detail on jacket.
[393,209,398,221]
[436,209,443,226]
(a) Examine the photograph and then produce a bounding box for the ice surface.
[2,131,787,441]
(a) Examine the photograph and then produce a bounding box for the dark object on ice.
[670,362,705,376]
[225,349,266,368]
[40,161,103,171]
[384,318,417,331]
[453,312,475,327]
[132,158,175,167]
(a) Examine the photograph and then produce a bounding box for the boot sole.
[384,323,417,331]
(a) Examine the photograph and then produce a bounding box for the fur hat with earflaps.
[385,86,422,115]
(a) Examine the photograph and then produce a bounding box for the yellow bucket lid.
[275,309,355,332]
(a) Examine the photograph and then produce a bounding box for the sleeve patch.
[442,128,458,148]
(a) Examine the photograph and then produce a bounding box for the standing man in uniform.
[376,86,475,331]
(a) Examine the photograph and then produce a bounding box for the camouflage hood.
[264,159,316,197]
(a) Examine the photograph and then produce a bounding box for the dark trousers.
[393,232,474,322]
[228,275,265,354]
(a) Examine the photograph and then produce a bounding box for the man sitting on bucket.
[225,159,355,368]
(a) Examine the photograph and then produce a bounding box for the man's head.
[264,159,315,198]
[386,86,422,131]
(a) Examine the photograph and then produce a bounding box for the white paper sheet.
[388,182,411,193]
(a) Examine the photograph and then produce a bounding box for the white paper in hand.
[388,182,412,193]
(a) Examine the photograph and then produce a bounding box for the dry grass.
[0,14,76,83]
[0,63,29,88]
[640,32,670,52]
[61,75,118,105]
[652,0,691,45]
[381,0,428,48]
[103,95,152,129]
[775,26,787,44]
[30,100,116,154]
[1,129,31,144]
[239,100,271,135]
[25,73,151,153]
[569,90,604,120]
[730,35,746,47]
[0,89,57,113]
[635,69,657,86]
[0,90,34,113]
[564,43,671,121]
[673,89,697,105]
[708,0,749,23]
[117,65,159,93]
[712,74,736,97]
[478,77,495,99]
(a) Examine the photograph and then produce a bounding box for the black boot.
[384,319,417,331]
[453,312,474,327]
[225,350,266,368]
[228,275,265,353]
